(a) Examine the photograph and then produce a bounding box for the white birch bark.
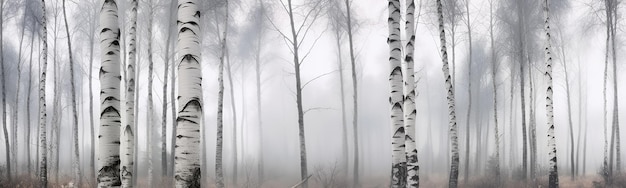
[147,0,155,185]
[215,6,229,187]
[62,0,81,185]
[121,0,138,186]
[175,0,203,186]
[387,0,406,187]
[609,0,621,174]
[98,0,122,186]
[543,0,559,187]
[436,0,460,186]
[403,0,418,186]
[38,0,48,186]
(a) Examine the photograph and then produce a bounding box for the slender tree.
[26,18,36,177]
[436,0,460,186]
[403,0,418,186]
[543,0,559,187]
[62,0,81,185]
[174,0,203,186]
[98,0,122,186]
[1,0,9,182]
[147,0,155,185]
[215,1,229,186]
[121,0,138,186]
[343,0,360,186]
[489,0,500,183]
[38,0,48,186]
[13,3,29,176]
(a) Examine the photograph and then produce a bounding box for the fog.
[0,0,625,187]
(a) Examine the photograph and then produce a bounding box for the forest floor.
[3,174,626,187]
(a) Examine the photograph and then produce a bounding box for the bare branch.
[302,70,338,89]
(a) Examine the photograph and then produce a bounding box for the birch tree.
[98,0,122,186]
[214,0,229,186]
[387,0,406,187]
[38,0,48,186]
[121,0,138,186]
[436,0,460,186]
[174,0,203,186]
[543,0,559,187]
[403,0,418,186]
[343,0,360,186]
[147,0,155,185]
[62,0,81,185]
[489,0,500,183]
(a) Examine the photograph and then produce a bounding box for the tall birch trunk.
[62,0,82,185]
[121,0,138,186]
[543,0,559,187]
[169,0,178,176]
[436,0,460,187]
[602,0,611,181]
[515,0,528,179]
[147,1,155,185]
[215,3,229,186]
[88,3,96,180]
[609,0,620,174]
[403,0,418,186]
[489,0,500,183]
[463,0,472,182]
[387,0,406,187]
[343,0,360,186]
[98,0,122,186]
[174,0,203,186]
[38,0,48,186]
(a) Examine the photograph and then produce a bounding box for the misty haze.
[0,0,624,187]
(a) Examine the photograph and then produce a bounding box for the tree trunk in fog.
[98,0,122,186]
[147,1,156,186]
[167,0,177,177]
[254,1,265,180]
[543,0,559,187]
[403,0,418,187]
[215,2,229,186]
[26,20,36,177]
[515,0,528,179]
[344,0,360,186]
[489,0,500,183]
[88,2,97,181]
[13,8,28,176]
[174,0,203,186]
[560,42,575,180]
[575,59,583,177]
[529,55,537,183]
[162,0,176,179]
[62,0,82,185]
[463,0,472,183]
[121,0,138,186]
[226,48,239,187]
[387,0,406,187]
[436,0,460,186]
[333,21,349,184]
[38,0,48,186]
[602,0,610,181]
[1,0,10,182]
[609,1,621,174]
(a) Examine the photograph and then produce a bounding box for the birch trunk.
[35,32,41,179]
[543,0,559,187]
[1,0,10,182]
[88,3,96,180]
[121,0,138,186]
[147,1,155,185]
[62,0,82,185]
[489,0,500,182]
[403,0,418,186]
[174,0,203,186]
[602,0,610,181]
[387,0,406,187]
[344,0,360,185]
[98,0,122,186]
[38,0,48,186]
[516,0,528,178]
[215,3,229,186]
[436,0,460,186]
[170,0,178,176]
